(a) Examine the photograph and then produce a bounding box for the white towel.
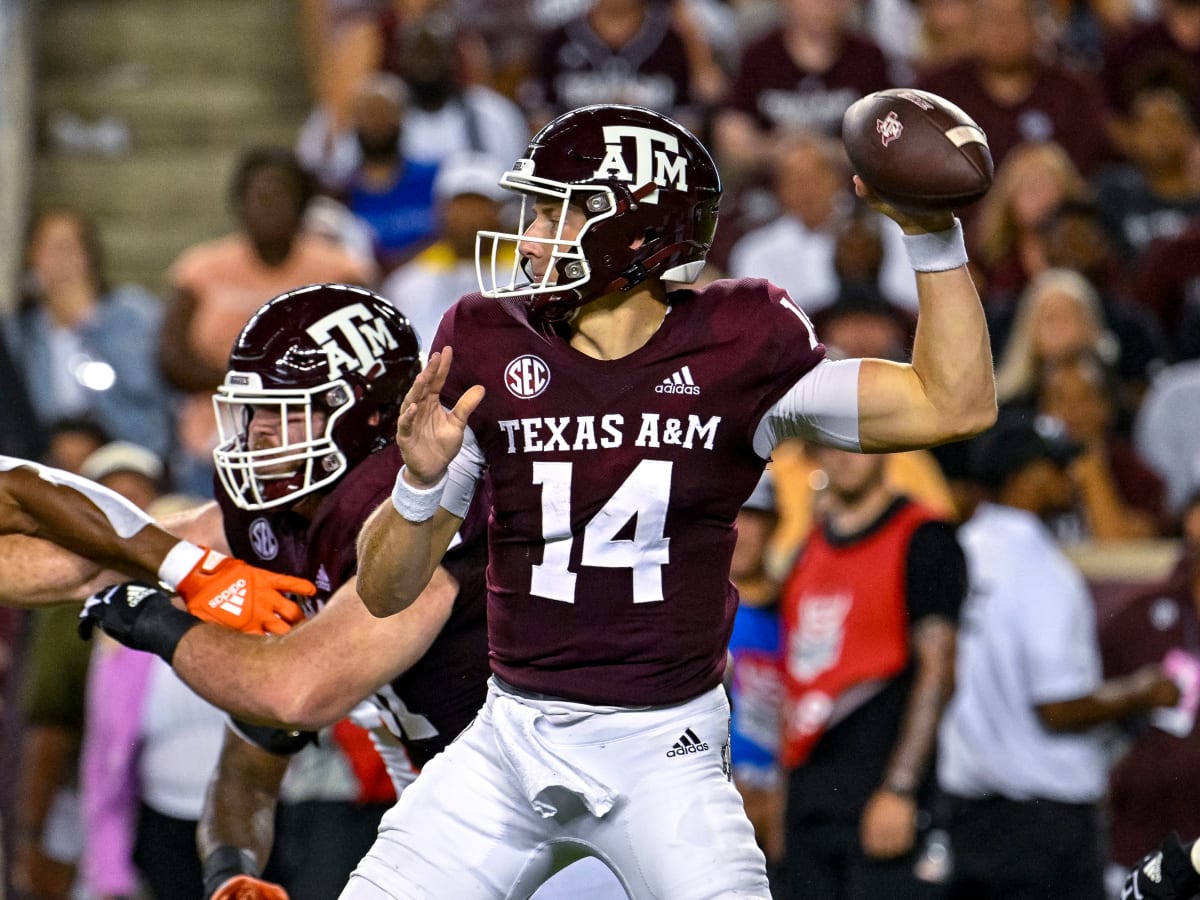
[489,693,618,819]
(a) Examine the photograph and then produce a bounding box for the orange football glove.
[173,546,312,635]
[210,875,290,900]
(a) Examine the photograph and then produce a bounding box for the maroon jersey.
[917,60,1111,176]
[434,280,825,706]
[724,29,891,136]
[217,443,490,768]
[530,6,695,118]
[1100,563,1200,865]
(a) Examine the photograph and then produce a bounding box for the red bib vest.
[780,500,940,768]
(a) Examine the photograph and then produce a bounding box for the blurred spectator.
[910,0,976,74]
[77,440,166,509]
[40,417,110,479]
[1039,0,1141,72]
[0,317,47,461]
[11,440,162,900]
[830,209,921,313]
[766,438,956,583]
[970,141,1092,305]
[863,0,974,80]
[727,132,853,312]
[81,637,226,900]
[1093,71,1200,265]
[813,283,915,362]
[70,453,220,900]
[379,151,511,347]
[297,6,529,189]
[158,146,372,496]
[1102,0,1200,122]
[1039,199,1169,400]
[12,603,89,900]
[1099,497,1200,879]
[7,208,175,461]
[520,0,724,134]
[778,445,964,900]
[714,0,892,182]
[1036,349,1169,539]
[725,134,920,316]
[727,473,786,890]
[937,414,1179,900]
[993,268,1120,410]
[917,0,1112,178]
[1131,215,1200,359]
[1133,357,1200,516]
[334,72,440,273]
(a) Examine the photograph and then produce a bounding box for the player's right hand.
[1123,832,1200,900]
[209,875,289,900]
[176,548,311,635]
[852,176,956,236]
[395,346,485,485]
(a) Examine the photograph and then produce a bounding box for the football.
[841,88,993,212]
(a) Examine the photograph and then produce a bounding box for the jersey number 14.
[530,459,671,604]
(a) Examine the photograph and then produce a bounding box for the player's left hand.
[175,548,311,635]
[860,787,918,859]
[209,875,290,900]
[1123,832,1200,900]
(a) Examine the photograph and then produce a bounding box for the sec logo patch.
[249,517,279,560]
[505,354,550,399]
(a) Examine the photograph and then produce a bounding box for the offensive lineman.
[83,283,622,898]
[352,103,996,897]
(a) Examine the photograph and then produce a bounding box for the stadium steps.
[32,0,311,294]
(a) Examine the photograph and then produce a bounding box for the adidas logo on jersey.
[656,366,700,395]
[666,728,709,757]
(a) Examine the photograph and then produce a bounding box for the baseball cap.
[968,414,1084,489]
[433,152,509,204]
[80,441,164,484]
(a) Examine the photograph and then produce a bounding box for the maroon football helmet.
[475,104,722,320]
[212,283,420,510]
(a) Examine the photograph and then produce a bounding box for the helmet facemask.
[213,373,355,511]
[475,171,620,314]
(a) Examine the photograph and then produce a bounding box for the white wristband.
[157,540,207,589]
[901,219,968,272]
[391,466,447,523]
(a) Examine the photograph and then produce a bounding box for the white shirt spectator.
[1133,358,1200,515]
[728,212,919,314]
[938,501,1107,804]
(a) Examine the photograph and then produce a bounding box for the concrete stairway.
[32,0,312,294]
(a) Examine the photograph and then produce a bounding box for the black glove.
[1124,832,1200,900]
[79,580,201,663]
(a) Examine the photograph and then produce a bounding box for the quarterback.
[352,103,996,898]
